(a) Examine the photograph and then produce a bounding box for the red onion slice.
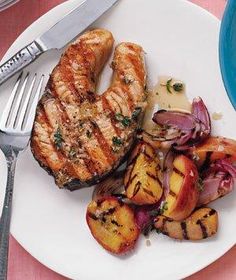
[153,110,197,130]
[152,97,211,150]
[198,159,236,206]
[192,97,211,135]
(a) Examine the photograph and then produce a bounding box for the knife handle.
[0,42,43,86]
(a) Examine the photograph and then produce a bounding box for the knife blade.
[0,0,119,86]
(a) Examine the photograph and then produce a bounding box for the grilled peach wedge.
[163,155,199,221]
[189,136,236,168]
[154,207,218,240]
[86,197,139,254]
[124,142,163,205]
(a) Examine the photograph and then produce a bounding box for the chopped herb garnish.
[115,113,131,127]
[54,128,64,149]
[161,78,184,94]
[197,178,204,192]
[121,116,131,127]
[148,201,168,217]
[173,82,184,92]
[156,228,162,234]
[132,107,142,120]
[112,146,120,153]
[115,113,124,122]
[163,78,172,93]
[69,147,76,158]
[156,92,159,95]
[159,201,168,215]
[86,130,92,138]
[112,136,123,146]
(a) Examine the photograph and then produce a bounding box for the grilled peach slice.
[124,142,163,205]
[163,155,199,221]
[189,136,236,168]
[86,197,139,254]
[154,207,218,240]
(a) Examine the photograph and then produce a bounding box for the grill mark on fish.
[127,52,145,83]
[41,103,92,179]
[34,108,66,168]
[112,81,134,111]
[196,220,208,239]
[112,86,133,113]
[101,97,122,136]
[59,62,83,103]
[30,136,49,168]
[173,167,185,178]
[181,222,189,240]
[54,99,70,124]
[81,147,99,176]
[90,120,115,165]
[48,79,75,124]
[63,44,95,102]
[38,107,64,160]
[121,84,135,111]
[107,93,123,114]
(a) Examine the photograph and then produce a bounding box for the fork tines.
[0,72,44,134]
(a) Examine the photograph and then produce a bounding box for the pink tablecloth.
[1,0,235,279]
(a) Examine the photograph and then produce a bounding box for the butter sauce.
[142,76,191,132]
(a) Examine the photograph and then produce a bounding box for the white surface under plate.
[0,0,235,279]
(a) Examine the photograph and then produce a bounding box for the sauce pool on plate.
[143,76,191,132]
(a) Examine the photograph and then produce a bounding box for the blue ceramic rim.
[219,0,236,110]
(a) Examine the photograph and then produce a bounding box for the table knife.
[0,0,119,85]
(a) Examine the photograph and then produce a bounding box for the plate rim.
[1,0,235,279]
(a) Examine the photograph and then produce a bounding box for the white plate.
[0,0,235,279]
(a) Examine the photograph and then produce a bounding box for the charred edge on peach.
[173,167,185,178]
[133,181,141,197]
[196,220,208,239]
[180,221,189,240]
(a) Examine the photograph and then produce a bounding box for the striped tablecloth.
[1,0,235,279]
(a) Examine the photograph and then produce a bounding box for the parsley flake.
[86,130,92,138]
[132,107,142,120]
[54,128,64,149]
[112,136,123,146]
[115,113,131,127]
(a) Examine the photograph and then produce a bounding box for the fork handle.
[0,156,17,280]
[0,41,43,86]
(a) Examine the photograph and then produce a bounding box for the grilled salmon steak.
[31,29,147,190]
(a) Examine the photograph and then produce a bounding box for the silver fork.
[0,72,44,280]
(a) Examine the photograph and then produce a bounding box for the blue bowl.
[219,0,236,110]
